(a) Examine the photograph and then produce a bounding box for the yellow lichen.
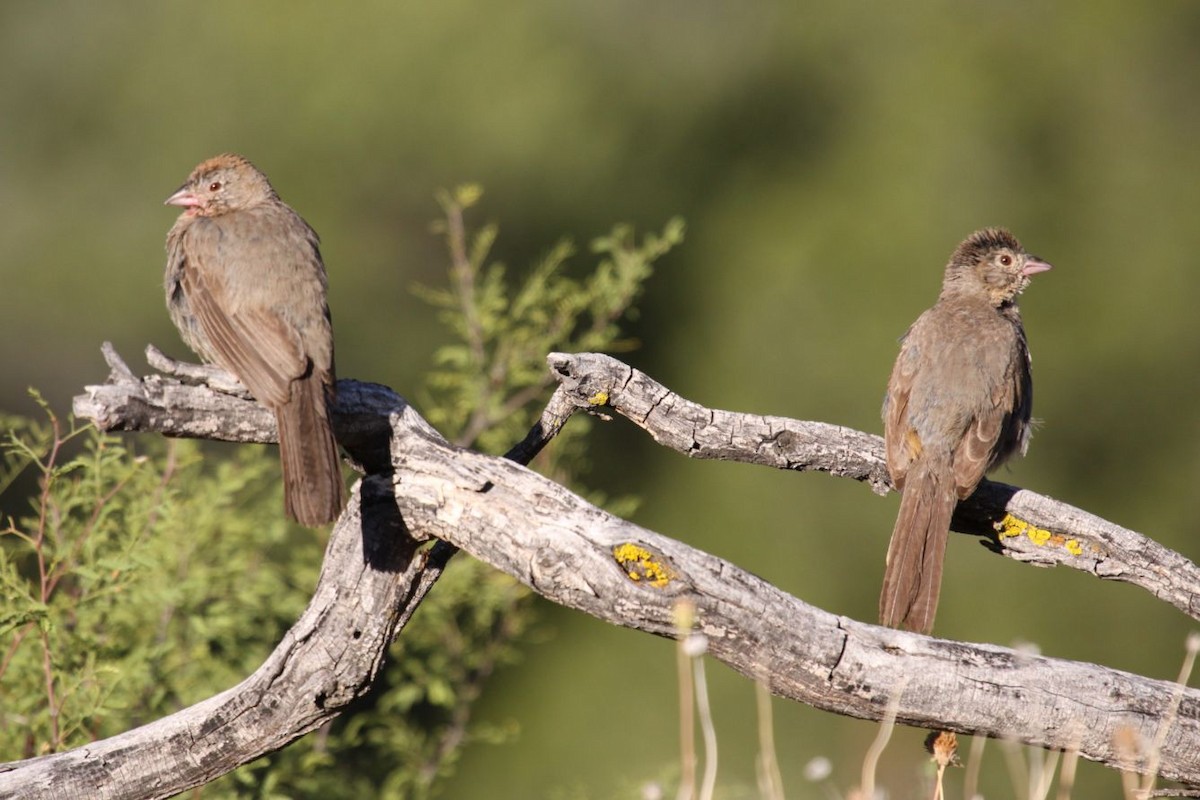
[996,514,1031,539]
[612,542,675,588]
[588,390,610,407]
[995,513,1083,556]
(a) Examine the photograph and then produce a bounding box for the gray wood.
[545,351,1200,621]
[1,344,1195,796]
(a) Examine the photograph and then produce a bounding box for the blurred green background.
[4,1,1200,796]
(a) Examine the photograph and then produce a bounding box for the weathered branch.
[0,346,455,800]
[542,351,1200,623]
[0,472,452,800]
[2,344,1198,796]
[387,362,1200,788]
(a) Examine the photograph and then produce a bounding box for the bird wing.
[951,327,1029,497]
[179,249,304,409]
[952,403,1003,498]
[1010,330,1034,457]
[882,326,921,490]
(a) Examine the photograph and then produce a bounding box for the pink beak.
[164,186,202,209]
[1022,257,1052,277]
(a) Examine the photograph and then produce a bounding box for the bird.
[164,153,346,527]
[879,228,1051,634]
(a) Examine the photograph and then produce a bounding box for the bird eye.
[999,254,1013,266]
[208,181,222,192]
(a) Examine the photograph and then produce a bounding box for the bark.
[1,344,1197,797]
[0,474,452,800]
[542,351,1200,622]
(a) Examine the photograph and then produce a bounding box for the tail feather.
[277,375,345,527]
[878,461,957,634]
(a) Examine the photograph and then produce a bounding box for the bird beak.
[1021,257,1052,277]
[164,186,202,209]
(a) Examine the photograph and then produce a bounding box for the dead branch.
[0,471,452,800]
[542,351,1200,622]
[1,345,1197,798]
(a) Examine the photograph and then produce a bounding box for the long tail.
[878,460,958,634]
[277,374,346,527]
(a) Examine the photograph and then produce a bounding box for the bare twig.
[675,601,697,800]
[755,680,785,800]
[1141,633,1200,797]
[859,679,906,799]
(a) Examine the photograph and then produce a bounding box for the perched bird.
[164,154,346,526]
[879,228,1051,634]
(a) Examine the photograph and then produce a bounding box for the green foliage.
[0,193,673,797]
[251,560,532,800]
[0,399,313,761]
[419,184,684,456]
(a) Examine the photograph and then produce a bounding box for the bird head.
[941,227,1051,306]
[164,153,277,217]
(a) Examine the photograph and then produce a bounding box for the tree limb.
[0,472,452,800]
[2,344,1198,796]
[542,351,1200,622]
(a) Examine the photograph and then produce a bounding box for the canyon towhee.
[879,228,1051,634]
[164,154,346,526]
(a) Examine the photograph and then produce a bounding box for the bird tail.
[278,375,346,527]
[878,460,958,634]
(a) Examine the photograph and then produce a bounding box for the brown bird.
[164,154,346,526]
[879,228,1051,634]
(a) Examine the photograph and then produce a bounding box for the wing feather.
[179,245,304,408]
